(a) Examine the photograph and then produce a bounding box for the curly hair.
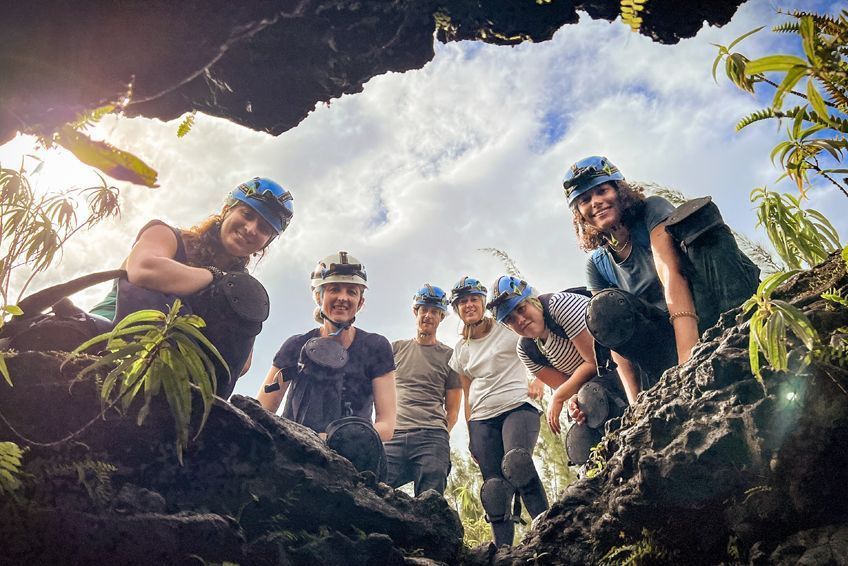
[570,180,647,252]
[180,205,262,272]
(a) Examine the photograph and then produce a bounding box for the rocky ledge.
[473,252,848,565]
[0,353,462,565]
[1,0,747,145]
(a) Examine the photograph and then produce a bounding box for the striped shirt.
[516,291,590,376]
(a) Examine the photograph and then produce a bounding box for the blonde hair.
[458,295,494,340]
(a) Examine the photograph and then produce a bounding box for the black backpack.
[0,270,124,352]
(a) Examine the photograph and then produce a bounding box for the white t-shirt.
[449,323,541,422]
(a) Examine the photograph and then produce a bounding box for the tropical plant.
[0,165,121,384]
[600,528,673,565]
[24,79,160,188]
[712,9,848,198]
[0,441,25,496]
[35,457,118,506]
[750,186,842,269]
[742,271,820,382]
[177,111,197,138]
[70,300,227,463]
[445,449,491,547]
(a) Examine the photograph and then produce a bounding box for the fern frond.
[736,107,782,131]
[772,22,800,34]
[177,111,197,138]
[638,181,686,205]
[478,248,524,279]
[819,77,848,112]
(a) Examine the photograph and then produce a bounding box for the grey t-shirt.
[392,339,461,432]
[585,195,676,311]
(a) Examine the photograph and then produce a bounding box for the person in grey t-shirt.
[384,284,462,496]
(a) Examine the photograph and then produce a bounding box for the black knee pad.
[577,381,610,429]
[565,423,602,466]
[480,478,515,524]
[326,416,387,482]
[501,448,538,491]
[585,289,637,350]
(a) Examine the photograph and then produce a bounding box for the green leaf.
[0,354,12,387]
[176,111,197,138]
[53,126,159,188]
[745,55,809,75]
[773,66,807,109]
[806,79,830,123]
[2,304,23,316]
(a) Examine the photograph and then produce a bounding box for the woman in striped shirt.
[487,276,634,462]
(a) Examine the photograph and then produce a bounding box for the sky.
[1,0,845,449]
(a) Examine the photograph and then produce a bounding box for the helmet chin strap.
[320,310,355,336]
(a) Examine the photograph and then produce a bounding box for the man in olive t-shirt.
[384,285,462,496]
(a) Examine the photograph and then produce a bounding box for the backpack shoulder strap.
[591,248,618,288]
[520,336,550,369]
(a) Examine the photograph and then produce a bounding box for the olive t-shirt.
[272,327,395,432]
[585,195,676,311]
[392,339,461,432]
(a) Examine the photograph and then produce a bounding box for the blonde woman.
[448,276,547,548]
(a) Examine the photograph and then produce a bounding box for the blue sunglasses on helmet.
[450,276,487,305]
[562,156,624,207]
[229,177,294,235]
[414,284,449,312]
[487,276,533,324]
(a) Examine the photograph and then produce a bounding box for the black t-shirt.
[273,327,395,432]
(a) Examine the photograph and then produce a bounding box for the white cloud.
[2,0,845,452]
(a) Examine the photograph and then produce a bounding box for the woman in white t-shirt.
[447,276,547,548]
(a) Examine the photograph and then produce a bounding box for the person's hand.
[527,377,545,401]
[547,397,564,435]
[567,394,586,426]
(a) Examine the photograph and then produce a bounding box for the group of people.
[88,156,760,548]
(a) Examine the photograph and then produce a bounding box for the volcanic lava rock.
[1,0,747,145]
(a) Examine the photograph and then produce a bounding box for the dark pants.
[469,404,542,546]
[384,428,451,496]
[586,289,678,390]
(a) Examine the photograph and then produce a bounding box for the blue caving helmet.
[227,177,294,237]
[413,284,450,313]
[487,275,533,324]
[449,277,488,310]
[562,156,624,207]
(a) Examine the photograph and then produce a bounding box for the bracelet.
[669,310,699,323]
[203,265,225,283]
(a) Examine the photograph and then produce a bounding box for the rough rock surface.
[473,253,848,564]
[0,353,462,565]
[1,0,746,145]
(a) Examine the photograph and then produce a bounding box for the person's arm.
[240,347,253,377]
[125,224,215,295]
[545,328,599,433]
[527,376,545,401]
[459,373,472,427]
[372,371,397,441]
[547,361,596,434]
[612,351,640,404]
[256,366,289,413]
[650,223,699,364]
[445,388,462,432]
